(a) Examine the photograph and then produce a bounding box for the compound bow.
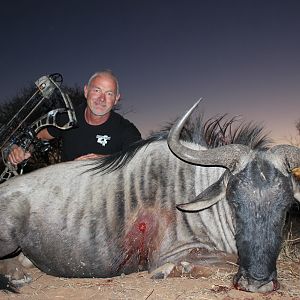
[0,73,77,182]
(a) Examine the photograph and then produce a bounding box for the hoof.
[0,275,18,293]
[150,262,175,279]
[18,253,34,269]
[10,274,32,287]
[0,256,32,288]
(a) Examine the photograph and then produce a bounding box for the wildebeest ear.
[292,167,300,181]
[291,174,300,202]
[177,171,228,212]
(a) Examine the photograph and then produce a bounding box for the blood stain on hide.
[138,222,146,233]
[116,210,174,274]
[116,213,157,273]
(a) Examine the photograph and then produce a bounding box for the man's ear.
[84,85,88,98]
[114,93,121,105]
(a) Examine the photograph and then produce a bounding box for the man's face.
[84,75,120,116]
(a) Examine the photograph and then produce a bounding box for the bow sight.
[0,73,77,182]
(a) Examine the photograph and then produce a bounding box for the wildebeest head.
[168,100,300,293]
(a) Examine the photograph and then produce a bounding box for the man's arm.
[74,153,109,160]
[37,128,55,140]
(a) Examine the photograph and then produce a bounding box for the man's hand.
[74,153,108,161]
[7,145,31,166]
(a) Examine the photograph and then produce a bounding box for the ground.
[0,257,299,300]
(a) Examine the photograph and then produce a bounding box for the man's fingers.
[24,152,31,159]
[7,146,31,165]
[75,153,102,160]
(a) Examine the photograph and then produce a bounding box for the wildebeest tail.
[0,274,18,293]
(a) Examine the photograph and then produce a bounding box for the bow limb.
[0,74,62,151]
[30,74,77,133]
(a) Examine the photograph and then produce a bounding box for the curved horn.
[167,100,250,170]
[269,144,300,170]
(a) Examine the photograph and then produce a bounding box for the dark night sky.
[1,0,300,142]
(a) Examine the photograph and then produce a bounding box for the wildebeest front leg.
[0,256,32,286]
[150,247,238,279]
[0,246,32,287]
[151,247,237,279]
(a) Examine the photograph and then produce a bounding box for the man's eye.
[106,92,114,97]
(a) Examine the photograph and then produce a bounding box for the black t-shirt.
[48,104,142,161]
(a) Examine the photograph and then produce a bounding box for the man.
[8,70,141,164]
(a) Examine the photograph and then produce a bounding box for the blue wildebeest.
[0,100,300,293]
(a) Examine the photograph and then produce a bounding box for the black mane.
[87,113,272,174]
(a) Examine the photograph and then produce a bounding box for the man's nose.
[98,92,106,101]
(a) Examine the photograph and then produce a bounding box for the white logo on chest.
[96,135,111,146]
